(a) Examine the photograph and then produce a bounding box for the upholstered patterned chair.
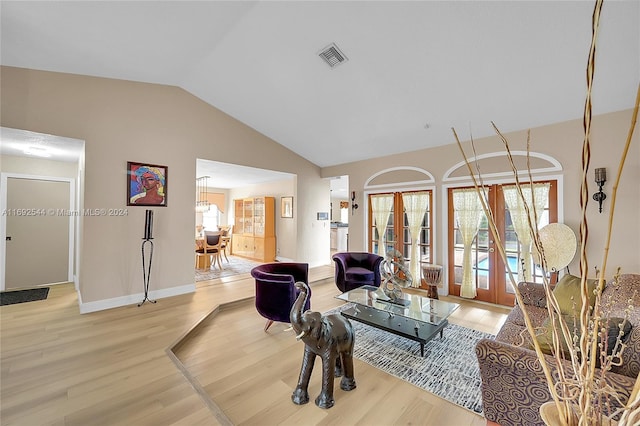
[250,262,310,332]
[332,252,384,293]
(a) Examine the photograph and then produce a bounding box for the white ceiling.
[1,1,638,170]
[196,158,295,189]
[195,159,349,196]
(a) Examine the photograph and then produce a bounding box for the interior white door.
[5,177,70,289]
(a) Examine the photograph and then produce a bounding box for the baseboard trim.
[79,283,196,314]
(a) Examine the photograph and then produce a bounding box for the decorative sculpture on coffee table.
[421,263,443,300]
[290,281,356,409]
[380,248,413,305]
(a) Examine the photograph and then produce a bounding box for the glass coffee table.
[336,285,460,356]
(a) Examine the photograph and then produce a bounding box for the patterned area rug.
[195,255,263,282]
[326,304,494,414]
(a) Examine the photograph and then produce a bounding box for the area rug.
[0,287,50,306]
[195,255,263,282]
[326,304,493,414]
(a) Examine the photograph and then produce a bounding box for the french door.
[367,190,433,288]
[447,181,557,306]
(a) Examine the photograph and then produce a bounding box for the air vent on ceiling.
[318,43,348,68]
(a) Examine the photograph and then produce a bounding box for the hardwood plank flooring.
[1,267,510,425]
[173,273,511,426]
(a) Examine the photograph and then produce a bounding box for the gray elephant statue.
[289,281,356,409]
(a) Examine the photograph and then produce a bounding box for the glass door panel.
[254,197,265,237]
[368,191,433,288]
[243,199,253,235]
[448,181,557,306]
[234,199,245,234]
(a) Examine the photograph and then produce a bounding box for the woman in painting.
[130,166,166,205]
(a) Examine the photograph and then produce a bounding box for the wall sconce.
[592,167,607,213]
[351,191,359,215]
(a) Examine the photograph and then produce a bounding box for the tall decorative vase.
[539,402,618,426]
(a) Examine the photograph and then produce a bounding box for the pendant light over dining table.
[196,176,210,212]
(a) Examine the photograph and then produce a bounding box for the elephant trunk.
[290,281,309,338]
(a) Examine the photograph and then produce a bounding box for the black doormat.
[0,287,50,306]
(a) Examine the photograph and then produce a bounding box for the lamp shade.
[534,223,577,272]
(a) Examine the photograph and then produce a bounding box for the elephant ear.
[310,313,322,341]
[311,324,322,343]
[315,317,332,349]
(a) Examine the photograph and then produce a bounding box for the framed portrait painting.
[281,196,293,218]
[127,161,168,206]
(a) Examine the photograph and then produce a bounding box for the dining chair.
[195,231,223,270]
[218,225,232,262]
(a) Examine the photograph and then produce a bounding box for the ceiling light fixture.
[196,176,210,213]
[318,43,348,68]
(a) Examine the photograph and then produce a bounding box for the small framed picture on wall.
[281,196,293,218]
[127,161,168,206]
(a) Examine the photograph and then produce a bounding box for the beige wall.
[3,65,636,310]
[323,109,640,278]
[1,66,329,310]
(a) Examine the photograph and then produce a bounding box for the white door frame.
[0,173,76,291]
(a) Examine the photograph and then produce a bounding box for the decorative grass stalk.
[578,1,603,423]
[452,0,639,424]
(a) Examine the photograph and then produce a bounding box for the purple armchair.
[250,262,310,332]
[332,252,384,293]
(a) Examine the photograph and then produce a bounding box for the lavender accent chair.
[332,252,384,293]
[250,262,310,332]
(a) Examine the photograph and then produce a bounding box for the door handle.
[489,248,495,252]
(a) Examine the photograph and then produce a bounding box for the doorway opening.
[330,175,349,256]
[0,127,85,292]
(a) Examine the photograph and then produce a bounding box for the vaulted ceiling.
[1,1,638,168]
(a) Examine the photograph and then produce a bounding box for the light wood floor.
[1,266,510,425]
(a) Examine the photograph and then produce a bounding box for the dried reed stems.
[452,0,640,423]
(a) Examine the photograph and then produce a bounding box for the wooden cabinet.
[232,197,276,262]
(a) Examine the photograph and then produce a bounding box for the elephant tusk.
[295,330,306,340]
